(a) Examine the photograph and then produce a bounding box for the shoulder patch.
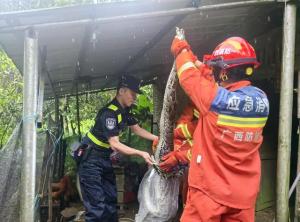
[211,86,269,117]
[106,118,116,130]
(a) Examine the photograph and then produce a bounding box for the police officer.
[78,75,158,222]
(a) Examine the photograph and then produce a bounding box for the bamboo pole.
[276,2,297,222]
[294,70,300,222]
[37,71,45,128]
[21,28,39,222]
[52,97,60,180]
[76,83,82,140]
[47,150,53,222]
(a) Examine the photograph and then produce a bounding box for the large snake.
[135,28,185,222]
[154,62,178,160]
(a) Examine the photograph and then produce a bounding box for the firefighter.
[78,75,158,222]
[159,102,199,204]
[170,35,269,222]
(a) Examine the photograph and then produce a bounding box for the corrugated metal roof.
[0,0,284,98]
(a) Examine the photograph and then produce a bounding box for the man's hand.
[152,137,159,153]
[171,38,191,57]
[140,151,153,165]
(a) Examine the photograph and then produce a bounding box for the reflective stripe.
[108,104,118,111]
[178,123,192,139]
[217,114,267,128]
[193,109,199,119]
[87,132,110,148]
[186,149,192,161]
[187,139,193,146]
[108,104,122,123]
[177,62,196,78]
[117,114,122,123]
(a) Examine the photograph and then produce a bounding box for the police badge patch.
[106,118,116,130]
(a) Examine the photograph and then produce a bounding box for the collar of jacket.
[224,80,251,92]
[110,98,124,112]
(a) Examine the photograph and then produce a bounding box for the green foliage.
[63,135,80,177]
[58,90,115,137]
[131,85,153,123]
[0,50,22,148]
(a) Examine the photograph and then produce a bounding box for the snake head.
[175,27,185,40]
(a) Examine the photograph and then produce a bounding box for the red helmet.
[204,37,260,70]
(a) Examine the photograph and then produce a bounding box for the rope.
[22,114,38,123]
[39,129,63,199]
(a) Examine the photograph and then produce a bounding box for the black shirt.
[88,98,138,148]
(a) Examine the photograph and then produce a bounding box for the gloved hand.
[152,137,159,153]
[171,37,191,57]
[195,60,203,68]
[159,150,189,173]
[189,51,199,64]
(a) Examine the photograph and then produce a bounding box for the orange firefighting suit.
[173,103,198,204]
[174,50,269,222]
[173,103,198,153]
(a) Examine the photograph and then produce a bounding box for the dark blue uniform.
[78,98,137,222]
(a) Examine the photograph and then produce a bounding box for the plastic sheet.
[135,168,180,222]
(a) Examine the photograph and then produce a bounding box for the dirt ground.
[64,202,275,221]
[255,207,275,222]
[119,203,275,222]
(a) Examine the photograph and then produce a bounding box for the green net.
[0,122,54,221]
[0,123,22,221]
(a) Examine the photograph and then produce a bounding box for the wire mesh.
[0,121,59,221]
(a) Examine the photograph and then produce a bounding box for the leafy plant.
[0,49,23,148]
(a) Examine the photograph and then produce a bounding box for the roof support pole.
[53,96,60,179]
[37,64,45,128]
[55,97,59,124]
[21,28,39,222]
[276,2,297,222]
[75,83,82,140]
[294,70,300,222]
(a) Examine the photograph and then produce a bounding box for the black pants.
[78,148,118,222]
